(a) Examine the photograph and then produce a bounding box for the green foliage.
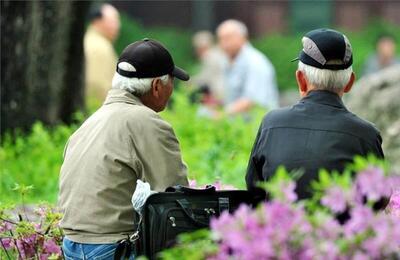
[161,90,264,189]
[158,229,217,260]
[0,89,264,203]
[0,123,78,203]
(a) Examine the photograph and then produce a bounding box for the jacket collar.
[300,90,346,109]
[103,89,144,106]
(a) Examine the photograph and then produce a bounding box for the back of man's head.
[298,61,353,93]
[294,28,354,94]
[111,39,190,112]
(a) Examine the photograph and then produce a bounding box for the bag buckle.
[129,230,140,242]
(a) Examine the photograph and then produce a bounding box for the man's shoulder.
[261,106,295,127]
[343,111,381,138]
[120,104,172,131]
[118,103,160,119]
[261,105,381,138]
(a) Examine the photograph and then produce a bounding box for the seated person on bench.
[246,29,384,199]
[58,39,190,259]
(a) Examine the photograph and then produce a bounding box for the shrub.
[160,157,400,260]
[0,185,63,259]
[0,123,78,203]
[0,90,263,203]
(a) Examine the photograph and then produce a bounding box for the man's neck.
[303,87,343,98]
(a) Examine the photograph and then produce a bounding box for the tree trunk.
[1,1,91,135]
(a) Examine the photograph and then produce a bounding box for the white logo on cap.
[117,62,136,72]
[302,37,327,65]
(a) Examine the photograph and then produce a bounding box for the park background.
[1,0,400,204]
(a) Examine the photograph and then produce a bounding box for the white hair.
[216,19,248,37]
[112,62,169,96]
[298,61,353,92]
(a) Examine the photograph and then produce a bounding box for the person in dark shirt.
[246,28,384,199]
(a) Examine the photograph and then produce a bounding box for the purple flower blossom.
[0,237,13,250]
[43,238,62,255]
[321,186,348,213]
[188,179,197,188]
[387,189,400,217]
[344,205,373,237]
[355,167,392,201]
[280,181,298,203]
[0,222,13,233]
[16,236,37,259]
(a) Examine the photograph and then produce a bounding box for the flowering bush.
[161,157,400,260]
[0,185,63,260]
[2,157,399,259]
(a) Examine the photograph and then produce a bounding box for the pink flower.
[188,179,197,188]
[0,237,13,250]
[16,237,36,259]
[280,181,298,203]
[0,222,13,233]
[355,167,392,201]
[387,189,400,217]
[43,238,62,255]
[321,186,347,213]
[344,205,373,237]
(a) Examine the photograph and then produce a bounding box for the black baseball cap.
[292,28,353,70]
[116,38,190,81]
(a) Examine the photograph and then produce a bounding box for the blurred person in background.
[246,29,384,199]
[217,19,279,116]
[190,31,226,106]
[362,33,400,76]
[84,4,120,106]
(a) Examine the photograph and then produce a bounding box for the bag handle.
[176,199,209,227]
[165,185,216,194]
[176,197,230,227]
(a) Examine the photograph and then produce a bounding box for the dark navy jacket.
[246,90,384,199]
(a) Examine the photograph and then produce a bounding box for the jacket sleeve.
[130,112,189,192]
[245,125,264,190]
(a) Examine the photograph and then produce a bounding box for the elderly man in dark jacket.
[246,29,384,199]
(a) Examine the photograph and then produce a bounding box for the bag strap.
[176,197,230,227]
[166,185,216,194]
[176,199,209,227]
[218,197,230,213]
[114,215,142,260]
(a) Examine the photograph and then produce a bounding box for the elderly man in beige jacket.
[59,39,190,259]
[84,4,120,106]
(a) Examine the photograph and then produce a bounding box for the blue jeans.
[63,237,135,260]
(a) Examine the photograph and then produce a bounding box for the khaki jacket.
[58,89,188,243]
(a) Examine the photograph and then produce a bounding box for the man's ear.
[151,78,161,98]
[296,70,308,95]
[343,72,355,93]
